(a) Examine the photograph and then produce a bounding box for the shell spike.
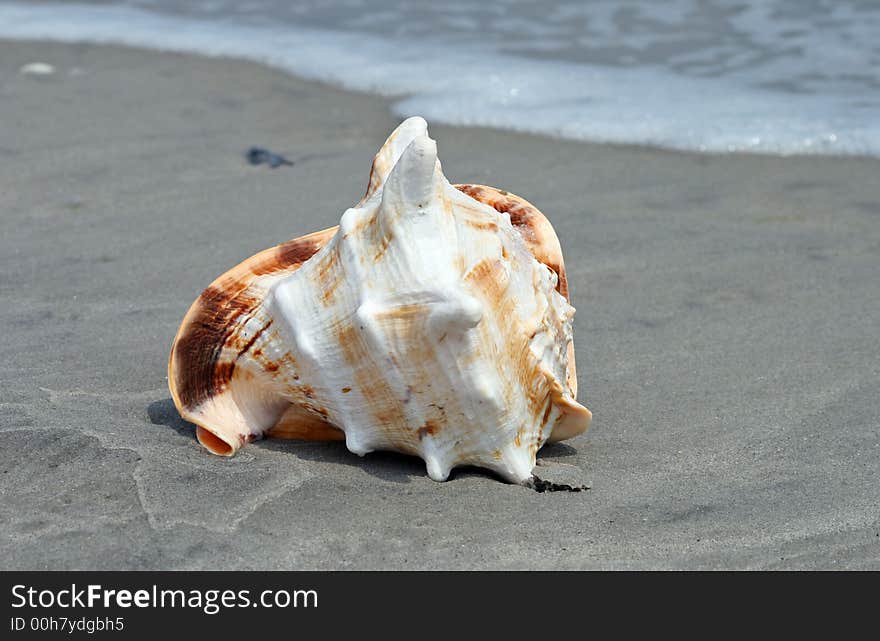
[361,116,430,203]
[493,445,538,485]
[424,451,452,482]
[380,134,442,212]
[344,430,373,457]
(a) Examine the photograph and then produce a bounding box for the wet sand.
[1,40,879,569]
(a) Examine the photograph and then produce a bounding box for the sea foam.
[2,1,878,157]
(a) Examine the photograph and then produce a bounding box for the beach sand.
[2,40,878,569]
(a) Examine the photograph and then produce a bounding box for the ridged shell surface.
[168,117,590,483]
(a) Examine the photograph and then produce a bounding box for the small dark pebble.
[246,147,294,169]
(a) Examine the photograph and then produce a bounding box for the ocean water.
[2,0,879,156]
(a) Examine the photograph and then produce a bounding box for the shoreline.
[2,39,879,570]
[0,0,874,159]
[4,37,880,163]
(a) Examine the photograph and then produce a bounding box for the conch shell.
[168,117,590,484]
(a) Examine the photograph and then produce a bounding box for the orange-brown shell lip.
[167,226,338,445]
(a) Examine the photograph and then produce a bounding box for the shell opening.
[196,426,235,456]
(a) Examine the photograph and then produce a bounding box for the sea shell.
[168,117,591,483]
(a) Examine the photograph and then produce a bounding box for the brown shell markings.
[167,186,581,455]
